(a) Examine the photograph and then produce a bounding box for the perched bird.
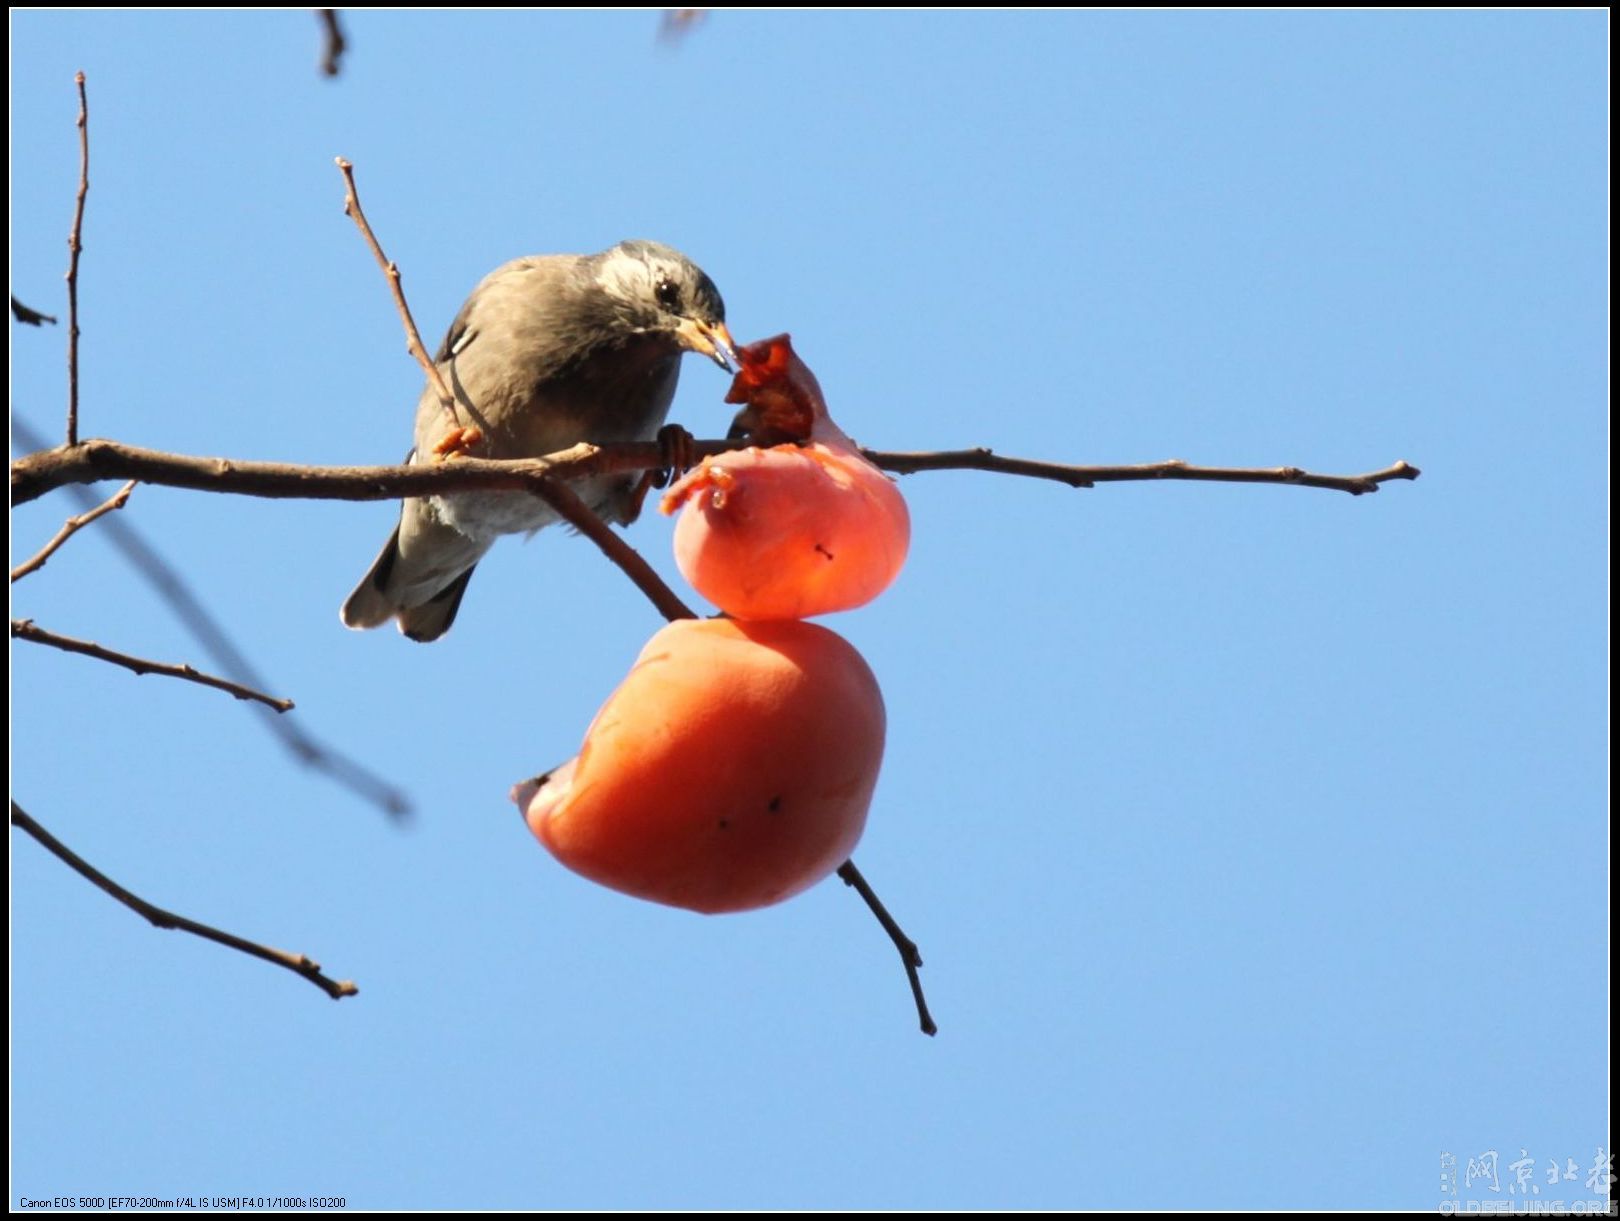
[340,240,736,642]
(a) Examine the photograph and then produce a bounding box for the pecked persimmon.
[661,334,909,621]
[512,617,885,914]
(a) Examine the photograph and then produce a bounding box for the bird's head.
[592,240,736,371]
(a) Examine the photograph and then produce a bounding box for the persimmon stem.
[838,859,936,1036]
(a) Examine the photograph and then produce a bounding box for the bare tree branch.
[11,418,411,820]
[531,475,698,623]
[11,802,358,1000]
[12,619,295,712]
[7,437,648,505]
[865,450,1421,496]
[316,9,347,77]
[11,436,1421,508]
[11,479,135,582]
[11,296,58,326]
[333,157,460,424]
[65,71,89,446]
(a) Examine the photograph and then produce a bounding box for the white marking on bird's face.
[594,244,693,331]
[594,249,648,302]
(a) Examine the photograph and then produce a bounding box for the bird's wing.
[415,257,594,458]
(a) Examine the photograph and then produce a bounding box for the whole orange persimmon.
[512,617,885,914]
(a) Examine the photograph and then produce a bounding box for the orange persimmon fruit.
[512,617,885,914]
[662,334,910,621]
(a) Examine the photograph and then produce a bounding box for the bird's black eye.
[654,277,681,311]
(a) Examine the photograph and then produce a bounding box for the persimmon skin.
[513,618,885,914]
[664,443,910,621]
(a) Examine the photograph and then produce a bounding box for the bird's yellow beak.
[676,318,739,372]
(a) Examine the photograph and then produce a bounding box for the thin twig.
[333,157,459,423]
[527,476,698,623]
[11,419,410,820]
[12,619,294,712]
[11,802,358,1000]
[12,437,1421,508]
[316,9,347,77]
[11,296,58,326]
[837,860,936,1036]
[11,479,134,582]
[65,71,88,447]
[866,450,1421,496]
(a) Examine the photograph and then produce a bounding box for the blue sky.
[10,11,1607,1210]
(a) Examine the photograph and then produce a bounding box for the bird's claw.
[431,426,485,460]
[652,422,697,488]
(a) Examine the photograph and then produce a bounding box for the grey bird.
[340,240,736,642]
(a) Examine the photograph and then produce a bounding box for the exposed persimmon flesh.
[662,333,910,620]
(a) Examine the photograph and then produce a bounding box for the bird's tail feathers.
[398,566,477,643]
[339,515,486,642]
[340,527,406,631]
